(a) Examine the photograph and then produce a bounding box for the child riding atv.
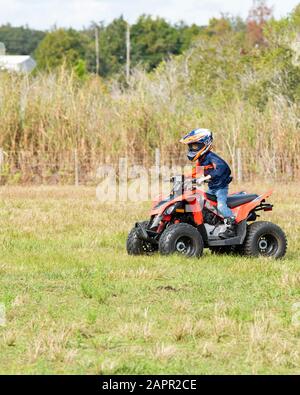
[127,128,287,259]
[180,128,235,239]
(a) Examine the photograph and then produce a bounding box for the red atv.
[127,175,287,259]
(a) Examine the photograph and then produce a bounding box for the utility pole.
[126,23,131,84]
[95,26,100,75]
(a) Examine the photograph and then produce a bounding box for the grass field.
[0,183,299,374]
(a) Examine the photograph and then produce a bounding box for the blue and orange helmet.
[180,128,213,162]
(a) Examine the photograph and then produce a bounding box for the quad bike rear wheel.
[159,223,204,258]
[242,221,287,259]
[127,221,157,255]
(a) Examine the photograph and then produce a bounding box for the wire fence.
[0,147,298,186]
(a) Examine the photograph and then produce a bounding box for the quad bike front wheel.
[159,223,204,258]
[127,221,157,255]
[242,221,287,259]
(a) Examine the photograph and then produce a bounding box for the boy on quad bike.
[180,128,235,239]
[127,128,287,259]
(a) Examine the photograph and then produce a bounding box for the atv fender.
[234,190,273,223]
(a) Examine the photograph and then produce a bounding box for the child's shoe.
[219,217,236,239]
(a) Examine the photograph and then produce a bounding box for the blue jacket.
[199,151,232,190]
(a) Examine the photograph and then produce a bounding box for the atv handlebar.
[168,175,211,184]
[166,175,211,194]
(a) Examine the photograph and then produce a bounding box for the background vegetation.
[0,16,203,76]
[0,1,299,183]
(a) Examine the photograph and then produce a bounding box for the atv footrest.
[207,221,247,247]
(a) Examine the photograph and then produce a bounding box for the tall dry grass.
[0,65,299,184]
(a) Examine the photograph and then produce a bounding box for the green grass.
[0,184,299,374]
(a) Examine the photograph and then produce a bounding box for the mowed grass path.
[0,184,299,374]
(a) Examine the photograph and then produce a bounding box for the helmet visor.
[188,142,205,152]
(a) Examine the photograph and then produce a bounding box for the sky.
[0,0,299,30]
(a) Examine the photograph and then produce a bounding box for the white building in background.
[0,42,36,73]
[0,55,36,73]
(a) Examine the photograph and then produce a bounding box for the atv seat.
[206,193,259,208]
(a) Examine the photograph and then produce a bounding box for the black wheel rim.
[257,233,278,256]
[142,241,155,253]
[175,236,194,256]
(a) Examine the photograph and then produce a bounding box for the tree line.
[0,1,285,79]
[0,16,204,77]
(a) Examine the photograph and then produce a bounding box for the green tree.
[100,17,128,75]
[35,28,87,71]
[131,15,182,71]
[0,24,45,55]
[83,18,127,77]
[84,16,200,77]
[174,22,204,51]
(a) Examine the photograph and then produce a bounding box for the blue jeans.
[207,186,234,218]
